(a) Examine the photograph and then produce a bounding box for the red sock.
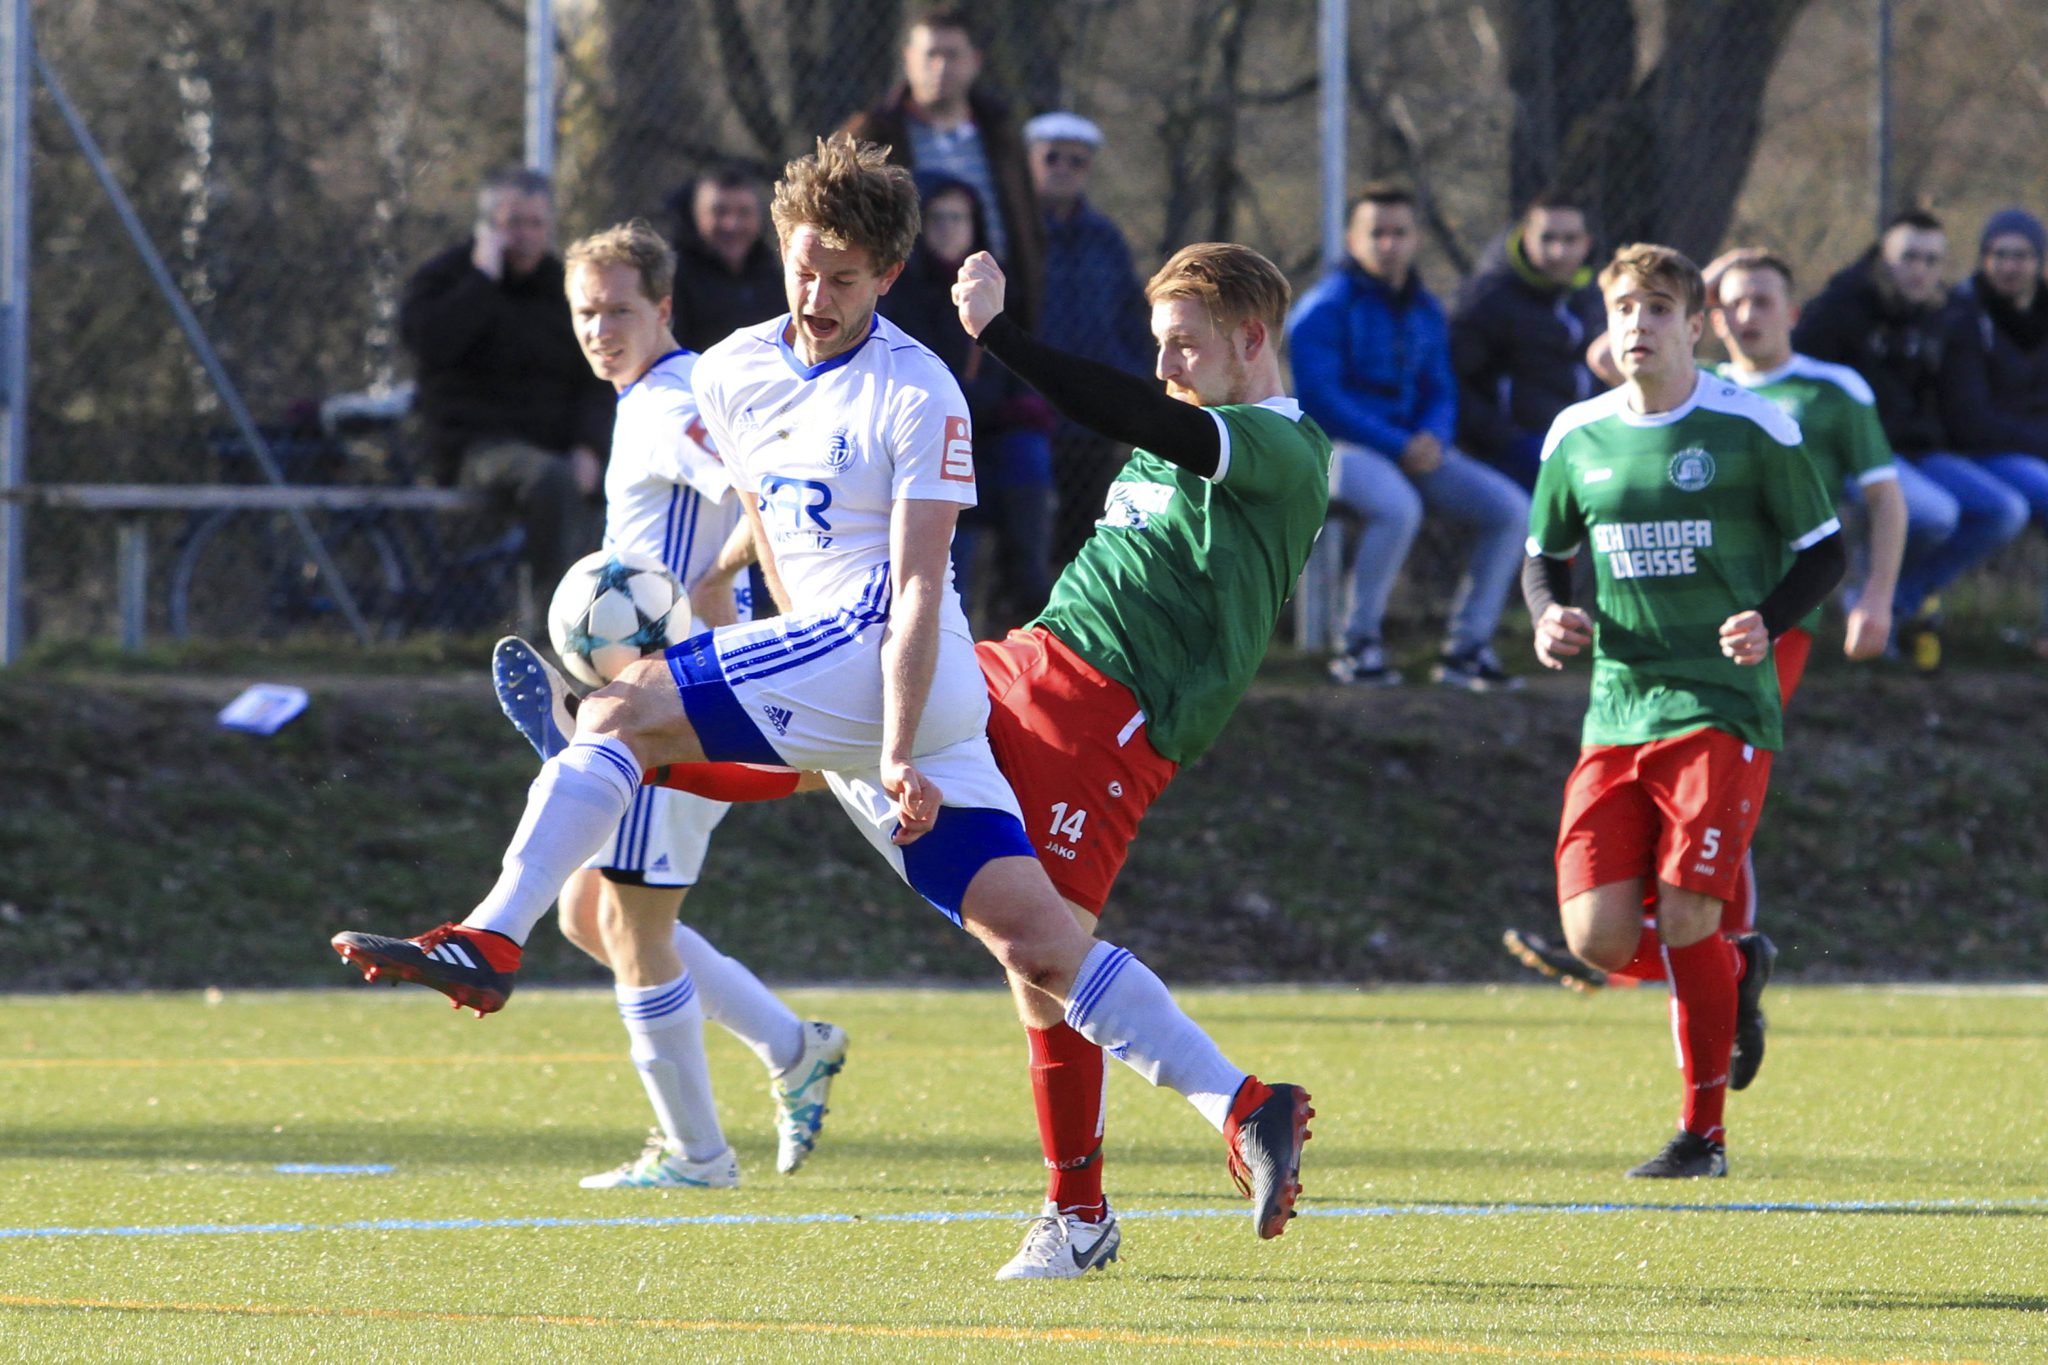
[1608,905,1667,985]
[643,762,802,802]
[1026,1024,1107,1221]
[436,925,523,971]
[1663,934,1742,1143]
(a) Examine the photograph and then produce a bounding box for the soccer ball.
[546,549,693,688]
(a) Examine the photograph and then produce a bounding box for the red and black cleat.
[1224,1078,1315,1240]
[331,923,522,1018]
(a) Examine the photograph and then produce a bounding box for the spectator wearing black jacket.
[1793,209,2020,664]
[664,164,783,354]
[1937,208,2048,654]
[879,171,1056,630]
[840,7,1043,331]
[1449,192,1604,489]
[400,168,610,590]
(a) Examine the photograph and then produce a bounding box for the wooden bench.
[1,483,488,648]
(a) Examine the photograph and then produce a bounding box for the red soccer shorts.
[1555,726,1775,906]
[1774,626,1812,707]
[977,626,1178,915]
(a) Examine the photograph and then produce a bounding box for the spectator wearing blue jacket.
[1289,182,1531,689]
[1937,207,2048,657]
[1026,111,1159,565]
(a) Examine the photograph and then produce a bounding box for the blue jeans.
[1895,454,2031,616]
[1328,441,1531,653]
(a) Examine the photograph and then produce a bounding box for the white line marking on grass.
[4,1196,2044,1242]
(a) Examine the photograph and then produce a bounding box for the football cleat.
[578,1131,739,1189]
[772,1021,848,1174]
[1224,1078,1314,1239]
[1502,927,1607,993]
[1730,931,1777,1091]
[493,635,578,761]
[330,923,521,1016]
[1432,644,1525,692]
[1626,1129,1728,1179]
[994,1202,1122,1280]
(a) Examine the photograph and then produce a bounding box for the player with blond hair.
[333,136,1312,1269]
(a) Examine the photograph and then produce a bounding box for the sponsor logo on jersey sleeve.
[1097,482,1176,530]
[940,415,974,483]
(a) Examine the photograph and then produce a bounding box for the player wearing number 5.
[1522,244,1845,1179]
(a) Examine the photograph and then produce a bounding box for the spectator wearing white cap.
[1026,111,1159,564]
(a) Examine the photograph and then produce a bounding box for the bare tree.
[1499,0,1812,258]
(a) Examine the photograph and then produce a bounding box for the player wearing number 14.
[1522,243,1845,1178]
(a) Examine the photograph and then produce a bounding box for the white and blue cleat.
[493,635,577,761]
[773,1021,849,1174]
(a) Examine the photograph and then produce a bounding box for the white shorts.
[665,579,987,774]
[823,736,1034,925]
[582,785,730,887]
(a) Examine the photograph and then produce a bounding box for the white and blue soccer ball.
[546,549,692,689]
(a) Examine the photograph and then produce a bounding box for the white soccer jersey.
[692,314,977,638]
[604,349,749,615]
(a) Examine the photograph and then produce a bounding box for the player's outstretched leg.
[495,635,577,761]
[1502,927,1607,993]
[1729,931,1777,1092]
[1051,936,1313,1240]
[996,1201,1122,1280]
[771,1021,849,1175]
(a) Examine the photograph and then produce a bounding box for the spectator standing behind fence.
[840,6,1043,331]
[1449,190,1605,491]
[400,168,610,594]
[1288,182,1531,690]
[1024,111,1157,565]
[1794,210,2020,670]
[1936,208,2048,660]
[664,163,784,355]
[880,172,1056,630]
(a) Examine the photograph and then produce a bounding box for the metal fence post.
[1875,0,1894,230]
[1294,0,1347,654]
[527,0,555,177]
[0,0,30,665]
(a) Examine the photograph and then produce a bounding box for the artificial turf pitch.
[1,984,2041,1363]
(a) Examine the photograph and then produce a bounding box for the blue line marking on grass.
[272,1164,394,1176]
[3,1196,2045,1242]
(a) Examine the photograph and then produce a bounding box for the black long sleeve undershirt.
[977,312,1220,478]
[1520,532,1847,640]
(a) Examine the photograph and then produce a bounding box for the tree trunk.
[1500,0,1811,258]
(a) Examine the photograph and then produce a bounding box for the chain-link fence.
[11,0,2048,652]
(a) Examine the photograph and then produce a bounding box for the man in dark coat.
[1449,191,1604,490]
[839,6,1043,331]
[400,167,611,590]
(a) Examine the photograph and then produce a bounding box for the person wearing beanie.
[1936,208,2048,657]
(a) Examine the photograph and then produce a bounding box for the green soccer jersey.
[1716,354,1899,632]
[1034,398,1332,764]
[1529,375,1840,751]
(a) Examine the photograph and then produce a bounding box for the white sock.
[617,973,726,1162]
[1064,941,1249,1133]
[464,738,639,945]
[672,922,805,1074]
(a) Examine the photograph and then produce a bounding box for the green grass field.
[2,984,2043,1363]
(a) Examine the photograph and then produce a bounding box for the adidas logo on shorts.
[762,704,793,736]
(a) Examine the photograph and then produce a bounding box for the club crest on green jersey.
[1667,446,1716,492]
